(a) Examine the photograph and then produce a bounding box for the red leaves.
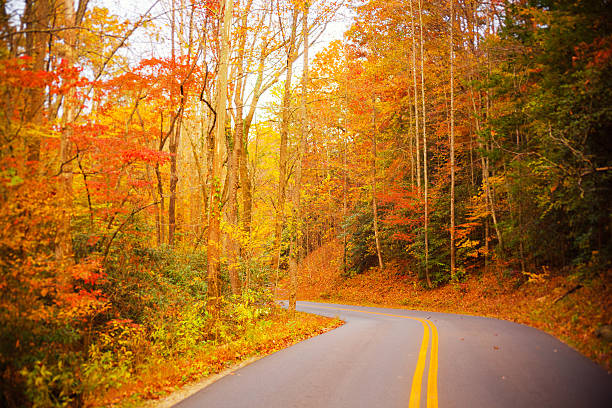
[0,57,54,90]
[120,148,168,165]
[70,259,106,286]
[380,184,422,243]
[193,0,221,17]
[0,57,86,95]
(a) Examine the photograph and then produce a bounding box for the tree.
[371,96,384,270]
[287,0,310,311]
[272,2,299,288]
[207,0,233,317]
[449,0,455,277]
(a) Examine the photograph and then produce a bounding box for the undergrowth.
[94,308,341,407]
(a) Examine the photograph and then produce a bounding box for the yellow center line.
[425,319,439,408]
[408,319,429,408]
[303,304,439,408]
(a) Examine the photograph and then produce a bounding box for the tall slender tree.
[418,0,430,287]
[272,5,299,287]
[409,0,421,192]
[289,0,310,311]
[207,0,233,317]
[449,0,456,278]
[372,95,384,270]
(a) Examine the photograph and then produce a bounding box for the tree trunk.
[289,3,309,311]
[469,75,503,259]
[207,0,233,317]
[409,0,421,192]
[225,0,253,296]
[342,88,348,274]
[188,127,209,239]
[484,0,503,250]
[449,0,456,278]
[168,122,181,246]
[168,0,180,247]
[155,109,170,247]
[23,0,51,163]
[225,114,242,295]
[56,0,73,263]
[483,155,503,248]
[418,0,430,288]
[372,97,384,270]
[272,8,298,291]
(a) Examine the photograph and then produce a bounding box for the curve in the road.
[309,304,439,408]
[172,301,612,408]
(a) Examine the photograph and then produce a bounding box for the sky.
[94,0,353,114]
[95,0,352,65]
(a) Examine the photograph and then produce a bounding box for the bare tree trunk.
[23,0,51,163]
[409,0,421,192]
[225,0,254,296]
[483,154,503,248]
[484,0,503,250]
[272,7,298,293]
[225,116,243,295]
[240,142,252,228]
[155,109,170,247]
[289,3,309,311]
[188,126,208,235]
[207,0,233,317]
[56,0,77,263]
[372,96,384,270]
[168,122,181,246]
[168,0,179,247]
[409,101,415,188]
[449,0,456,278]
[469,74,502,260]
[342,113,348,274]
[418,0,430,288]
[485,219,489,273]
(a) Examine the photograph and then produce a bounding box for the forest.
[0,0,610,406]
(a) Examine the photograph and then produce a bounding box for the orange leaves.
[0,175,108,331]
[0,56,85,94]
[51,59,89,96]
[70,259,105,286]
[2,56,86,99]
[192,0,221,17]
[380,184,422,242]
[0,57,54,90]
[0,57,87,129]
[120,148,169,165]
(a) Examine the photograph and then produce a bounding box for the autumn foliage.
[1,0,611,405]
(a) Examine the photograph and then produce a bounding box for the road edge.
[139,312,345,408]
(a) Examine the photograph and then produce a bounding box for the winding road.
[173,301,612,407]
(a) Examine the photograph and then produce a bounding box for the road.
[173,301,612,408]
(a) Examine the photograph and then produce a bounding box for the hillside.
[286,241,612,372]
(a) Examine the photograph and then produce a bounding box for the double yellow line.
[408,316,438,408]
[307,305,439,408]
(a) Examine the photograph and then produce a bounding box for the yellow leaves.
[81,7,131,73]
[523,266,550,284]
[488,175,507,191]
[459,239,480,256]
[466,190,489,222]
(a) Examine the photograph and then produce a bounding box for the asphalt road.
[173,301,612,408]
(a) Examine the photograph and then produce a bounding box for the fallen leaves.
[293,240,612,372]
[90,309,343,407]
